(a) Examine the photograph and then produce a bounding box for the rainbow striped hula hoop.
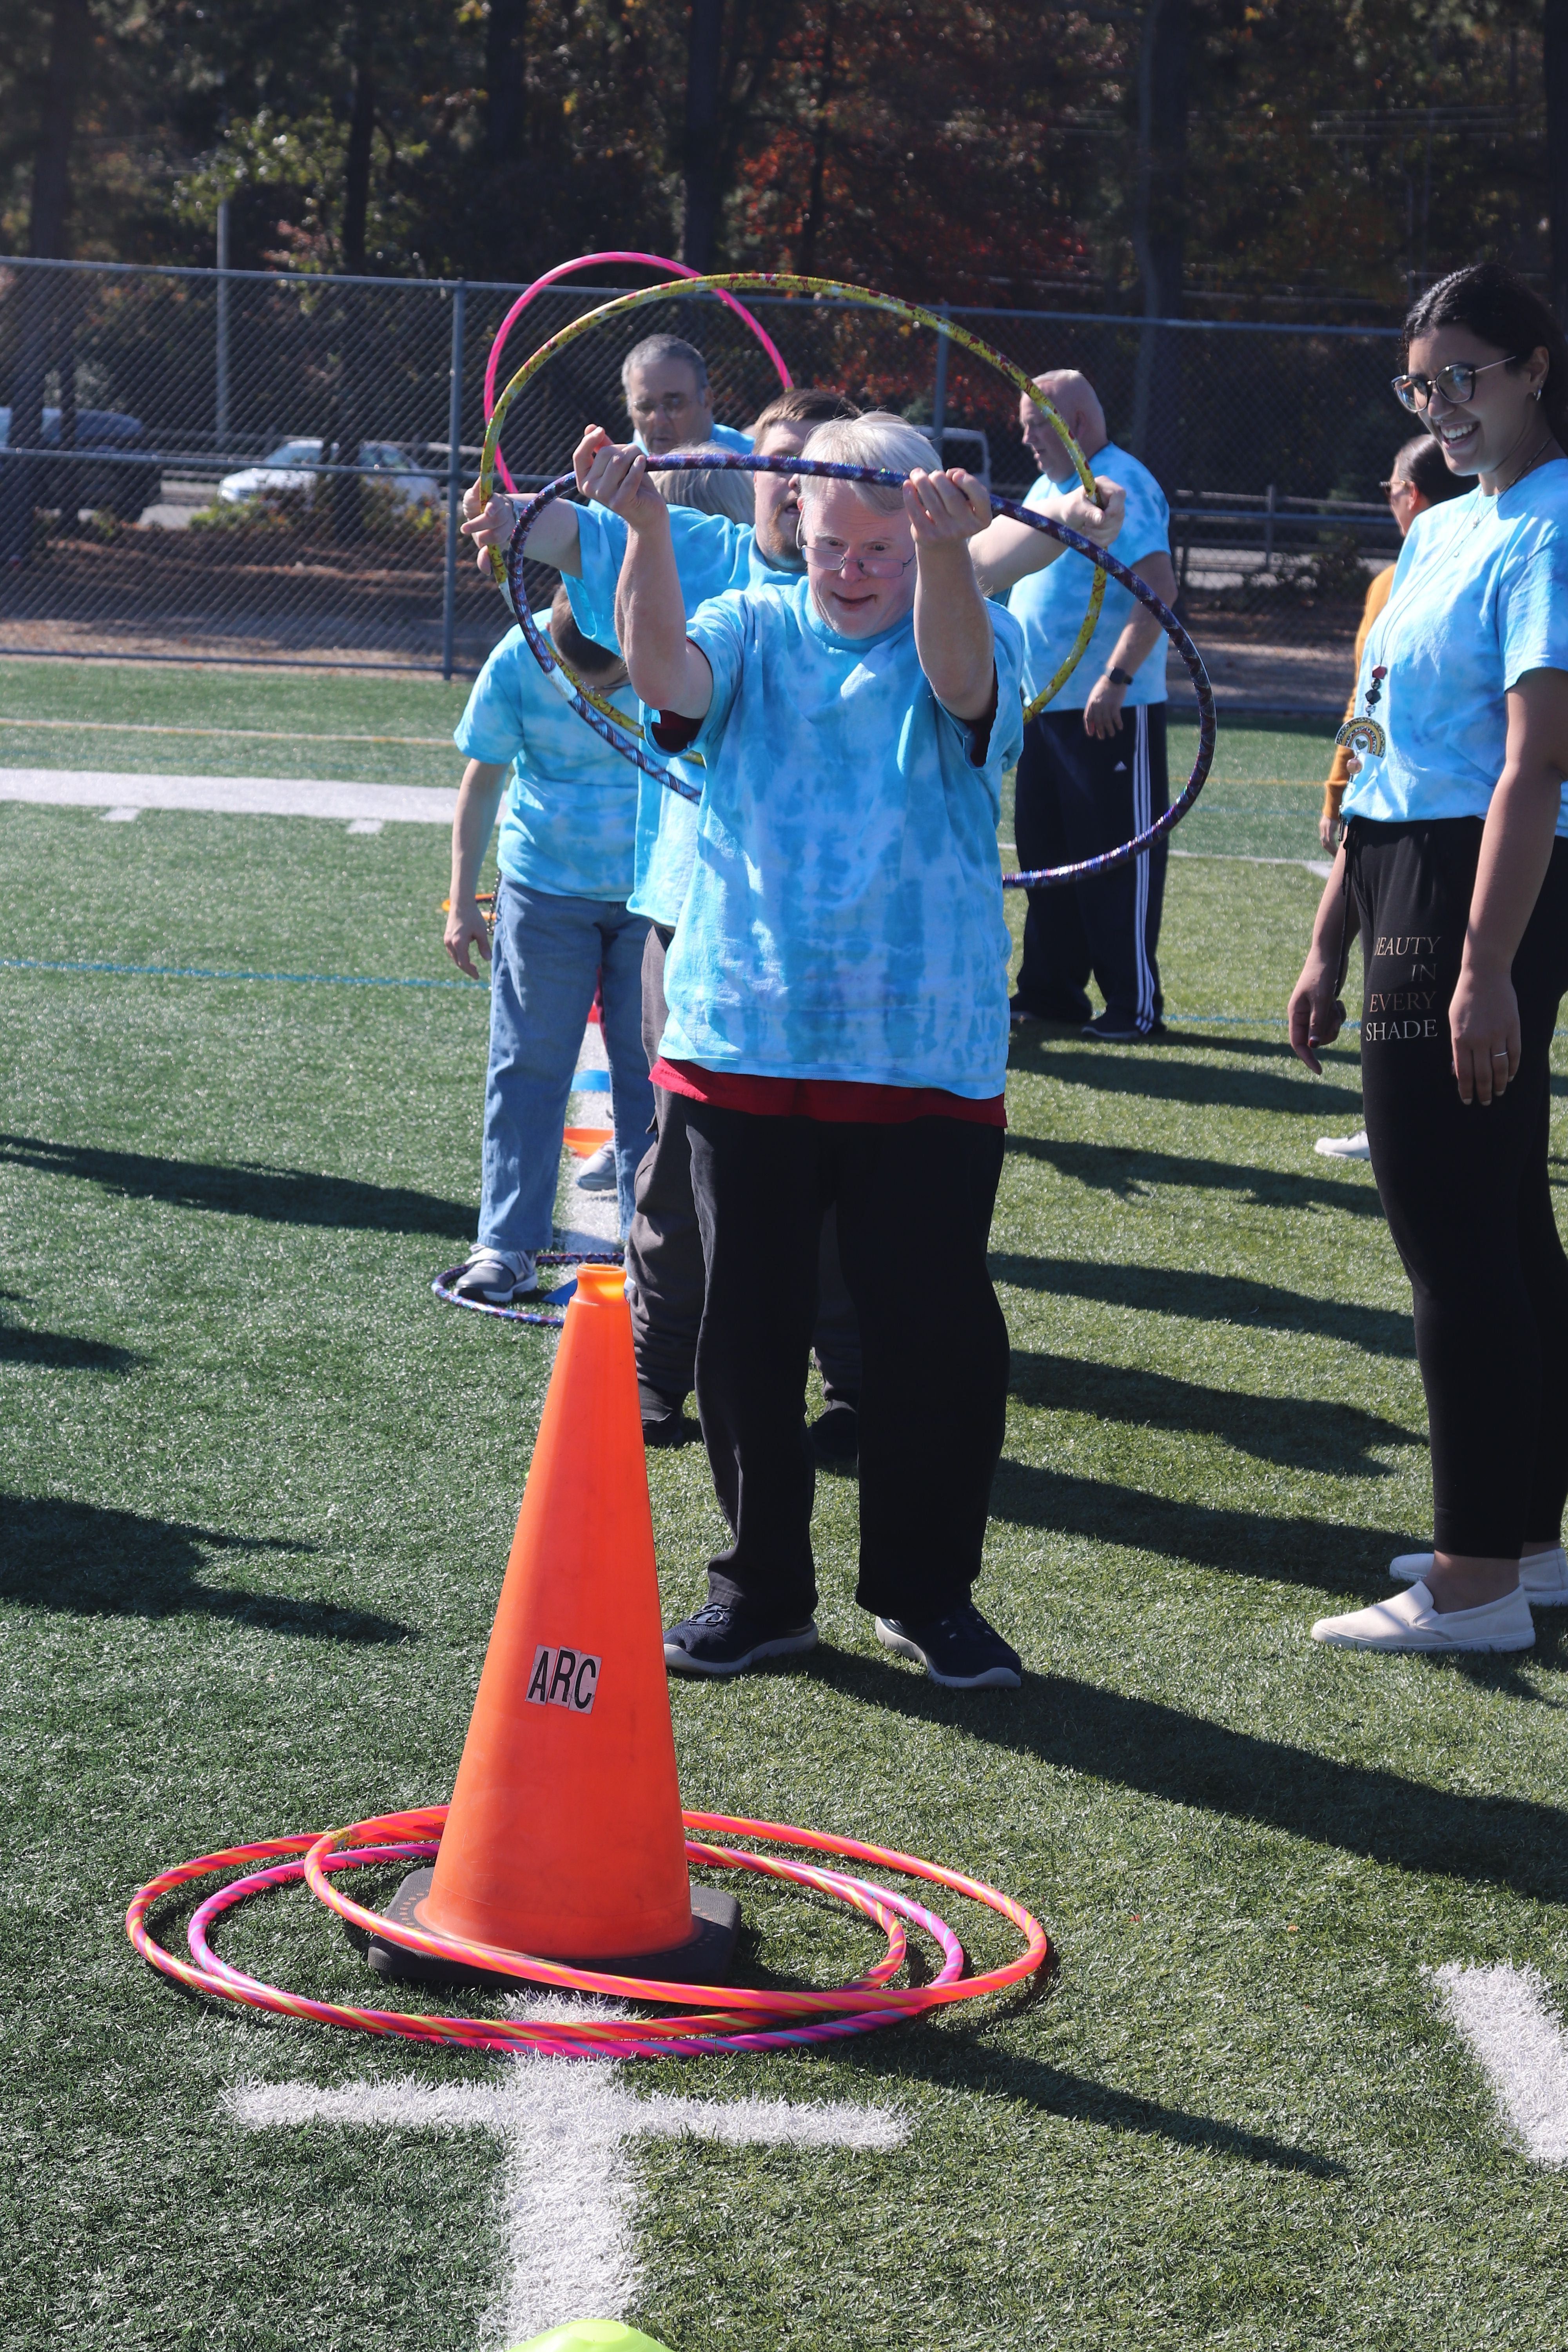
[479,270,1107,729]
[507,452,1216,889]
[127,1807,1053,2061]
[431,1250,623,1330]
[483,251,792,497]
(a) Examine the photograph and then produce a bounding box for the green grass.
[5,676,1568,2352]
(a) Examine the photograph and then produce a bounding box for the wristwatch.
[1105,666,1135,688]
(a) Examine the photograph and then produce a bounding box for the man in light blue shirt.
[980,369,1179,1043]
[621,332,753,456]
[442,587,652,1305]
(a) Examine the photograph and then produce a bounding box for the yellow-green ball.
[505,2324,673,2352]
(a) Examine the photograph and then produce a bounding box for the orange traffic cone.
[365,1261,737,1986]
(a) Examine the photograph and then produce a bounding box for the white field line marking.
[0,714,452,747]
[346,817,384,835]
[226,2040,905,2343]
[100,806,139,822]
[1431,1962,1568,2165]
[0,768,456,825]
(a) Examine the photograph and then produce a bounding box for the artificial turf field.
[4,662,1568,2352]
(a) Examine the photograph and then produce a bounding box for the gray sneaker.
[452,1246,537,1305]
[575,1141,618,1192]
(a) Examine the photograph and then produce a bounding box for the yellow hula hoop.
[479,272,1108,729]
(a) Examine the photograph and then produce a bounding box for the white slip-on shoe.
[1312,1580,1534,1652]
[1390,1544,1568,1606]
[1314,1130,1371,1160]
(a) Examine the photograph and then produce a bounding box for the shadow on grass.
[1009,1351,1417,1476]
[850,2034,1345,2178]
[1007,1038,1363,1118]
[0,1133,472,1238]
[991,1253,1415,1357]
[806,1649,1568,1907]
[0,1315,144,1374]
[988,1459,1404,1595]
[0,1495,413,1642]
[1005,1133,1383,1219]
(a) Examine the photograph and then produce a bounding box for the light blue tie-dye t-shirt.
[632,419,754,456]
[657,576,1025,1096]
[1007,442,1170,710]
[1341,460,1568,835]
[564,504,801,928]
[453,614,639,900]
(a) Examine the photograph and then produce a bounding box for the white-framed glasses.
[1391,356,1519,412]
[799,534,915,580]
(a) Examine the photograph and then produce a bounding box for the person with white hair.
[972,367,1178,1042]
[576,410,1045,1690]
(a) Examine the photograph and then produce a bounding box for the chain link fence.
[0,255,1410,705]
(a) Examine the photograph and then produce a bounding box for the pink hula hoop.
[482,251,793,493]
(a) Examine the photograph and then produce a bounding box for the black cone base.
[351,1866,741,1994]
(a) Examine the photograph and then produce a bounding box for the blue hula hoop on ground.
[505,451,1216,888]
[432,1249,624,1330]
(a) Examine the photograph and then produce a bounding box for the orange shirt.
[1323,563,1396,811]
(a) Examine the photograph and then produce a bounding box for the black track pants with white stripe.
[1012,705,1169,1032]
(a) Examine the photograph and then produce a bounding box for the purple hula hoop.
[505,452,1216,887]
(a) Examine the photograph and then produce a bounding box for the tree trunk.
[485,0,529,167]
[798,0,835,278]
[3,0,89,564]
[334,7,377,546]
[1129,0,1189,494]
[682,0,724,269]
[342,9,376,274]
[1546,0,1568,328]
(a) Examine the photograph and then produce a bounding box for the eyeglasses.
[1391,356,1518,412]
[799,534,915,580]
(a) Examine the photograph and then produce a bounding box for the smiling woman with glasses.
[1289,259,1568,1656]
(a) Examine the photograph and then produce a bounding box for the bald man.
[993,369,1178,1043]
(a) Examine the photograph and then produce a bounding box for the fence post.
[932,301,950,439]
[215,202,231,450]
[1263,480,1276,572]
[441,280,466,683]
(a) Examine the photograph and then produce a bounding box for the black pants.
[1349,817,1568,1558]
[1013,705,1169,1031]
[684,1104,1009,1623]
[625,926,861,1405]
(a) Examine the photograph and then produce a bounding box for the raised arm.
[459,480,584,578]
[576,430,713,722]
[906,468,997,725]
[969,475,1125,599]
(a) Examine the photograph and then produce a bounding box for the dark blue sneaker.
[875,1602,1022,1689]
[664,1601,818,1677]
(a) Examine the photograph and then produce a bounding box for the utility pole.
[1546,0,1568,327]
[1128,0,1189,493]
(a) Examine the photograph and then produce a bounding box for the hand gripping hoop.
[506,450,1217,889]
[479,268,1108,733]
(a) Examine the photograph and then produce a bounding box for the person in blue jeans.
[443,586,653,1304]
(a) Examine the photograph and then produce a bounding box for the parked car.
[217,437,439,509]
[0,404,163,521]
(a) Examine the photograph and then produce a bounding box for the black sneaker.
[808,1400,860,1466]
[1011,992,1091,1028]
[1080,1013,1168,1044]
[875,1602,1022,1689]
[664,1601,819,1677]
[639,1381,689,1448]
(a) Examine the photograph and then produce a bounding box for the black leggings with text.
[1349,817,1568,1557]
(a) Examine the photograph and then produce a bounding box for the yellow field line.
[0,716,453,749]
